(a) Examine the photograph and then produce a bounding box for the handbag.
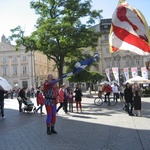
[17,96,22,101]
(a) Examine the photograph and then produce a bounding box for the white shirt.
[112,85,119,93]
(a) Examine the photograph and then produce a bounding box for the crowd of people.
[0,74,83,135]
[1,74,143,135]
[98,81,142,117]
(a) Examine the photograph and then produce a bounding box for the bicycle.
[94,95,117,106]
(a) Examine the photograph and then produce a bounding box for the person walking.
[36,86,45,114]
[119,83,124,101]
[43,74,59,135]
[56,84,65,114]
[74,85,83,113]
[132,82,142,116]
[17,87,28,112]
[67,89,74,112]
[0,85,7,119]
[124,82,134,116]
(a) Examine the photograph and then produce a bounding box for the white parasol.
[0,76,12,91]
[124,76,150,84]
[99,81,110,85]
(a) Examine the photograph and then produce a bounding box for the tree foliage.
[68,70,104,83]
[9,0,102,85]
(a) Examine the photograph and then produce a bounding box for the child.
[36,86,45,114]
[68,89,74,112]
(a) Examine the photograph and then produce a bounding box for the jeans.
[105,92,110,104]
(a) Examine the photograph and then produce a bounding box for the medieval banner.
[123,68,129,81]
[141,67,148,79]
[112,67,119,84]
[131,67,138,77]
[105,69,111,82]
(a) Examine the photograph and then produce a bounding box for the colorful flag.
[123,68,129,81]
[141,67,148,79]
[131,67,138,77]
[112,67,119,84]
[62,54,99,78]
[109,1,150,55]
[105,69,111,82]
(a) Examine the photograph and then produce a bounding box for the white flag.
[141,67,148,79]
[105,69,111,82]
[131,67,138,77]
[112,67,119,84]
[123,68,129,81]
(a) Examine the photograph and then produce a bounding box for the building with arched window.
[89,19,150,83]
[0,35,58,90]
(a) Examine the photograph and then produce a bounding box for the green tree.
[89,71,104,93]
[9,0,102,85]
[68,69,91,83]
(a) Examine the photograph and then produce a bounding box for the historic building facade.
[0,35,57,90]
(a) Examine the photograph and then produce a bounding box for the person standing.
[0,85,7,119]
[124,82,134,116]
[119,83,124,103]
[63,84,68,113]
[74,85,83,113]
[36,86,45,114]
[67,89,74,112]
[43,74,59,135]
[112,83,119,103]
[132,82,142,116]
[30,86,35,98]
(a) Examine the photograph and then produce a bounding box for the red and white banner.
[141,67,148,79]
[109,1,150,55]
[131,67,138,77]
[105,69,111,82]
[123,68,129,81]
[112,67,119,84]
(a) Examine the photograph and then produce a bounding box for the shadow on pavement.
[0,98,150,150]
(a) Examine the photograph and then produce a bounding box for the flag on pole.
[112,67,119,84]
[61,54,99,78]
[141,67,148,79]
[105,69,111,82]
[131,67,138,77]
[109,0,150,55]
[123,68,129,81]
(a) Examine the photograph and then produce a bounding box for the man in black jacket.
[17,87,28,112]
[0,85,7,119]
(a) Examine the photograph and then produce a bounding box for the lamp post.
[118,59,120,85]
[118,56,123,85]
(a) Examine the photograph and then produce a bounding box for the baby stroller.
[17,97,36,113]
[22,98,36,113]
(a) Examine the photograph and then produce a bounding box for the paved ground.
[0,95,150,150]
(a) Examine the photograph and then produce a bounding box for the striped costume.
[44,79,59,127]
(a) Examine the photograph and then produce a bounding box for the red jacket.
[58,88,64,103]
[37,93,44,105]
[102,85,112,93]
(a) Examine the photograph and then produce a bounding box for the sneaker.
[2,116,6,119]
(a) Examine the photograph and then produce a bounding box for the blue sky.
[0,0,150,39]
